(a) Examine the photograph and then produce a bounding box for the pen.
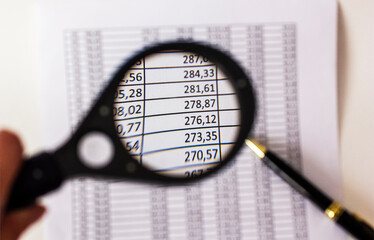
[246,139,374,240]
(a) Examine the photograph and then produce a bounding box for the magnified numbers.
[185,113,217,126]
[181,53,220,177]
[185,148,218,163]
[116,121,142,137]
[114,88,143,101]
[113,104,142,119]
[114,50,240,178]
[113,64,145,159]
[178,52,232,178]
[184,148,218,177]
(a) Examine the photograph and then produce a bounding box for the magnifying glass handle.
[246,139,374,240]
[6,153,64,212]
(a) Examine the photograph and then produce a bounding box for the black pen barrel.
[264,151,332,210]
[337,212,374,240]
[264,150,374,240]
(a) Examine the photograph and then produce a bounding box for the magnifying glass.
[7,41,373,239]
[7,41,255,210]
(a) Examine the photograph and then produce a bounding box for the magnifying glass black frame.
[7,41,256,211]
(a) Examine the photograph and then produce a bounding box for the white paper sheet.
[38,0,345,239]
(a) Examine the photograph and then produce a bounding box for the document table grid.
[64,23,306,240]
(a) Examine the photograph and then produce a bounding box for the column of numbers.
[141,51,226,176]
[113,60,145,161]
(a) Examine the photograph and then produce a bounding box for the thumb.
[0,130,23,212]
[0,204,45,240]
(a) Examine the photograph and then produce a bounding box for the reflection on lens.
[113,50,240,177]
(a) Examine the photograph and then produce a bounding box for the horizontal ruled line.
[113,108,240,121]
[152,160,222,173]
[142,142,234,156]
[127,63,216,70]
[114,92,236,104]
[118,77,229,87]
[118,124,240,139]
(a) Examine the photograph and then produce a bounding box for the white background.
[0,0,373,239]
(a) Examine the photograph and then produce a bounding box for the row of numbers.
[119,67,217,86]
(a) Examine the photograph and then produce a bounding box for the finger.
[0,204,45,240]
[0,130,23,211]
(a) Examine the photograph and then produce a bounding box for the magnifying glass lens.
[113,50,241,178]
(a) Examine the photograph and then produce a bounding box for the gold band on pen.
[245,139,267,158]
[325,201,344,221]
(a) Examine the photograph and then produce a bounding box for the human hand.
[0,130,45,240]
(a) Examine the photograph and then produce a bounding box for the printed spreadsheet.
[39,1,343,239]
[64,24,306,240]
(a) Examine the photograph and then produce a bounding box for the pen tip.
[245,139,267,158]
